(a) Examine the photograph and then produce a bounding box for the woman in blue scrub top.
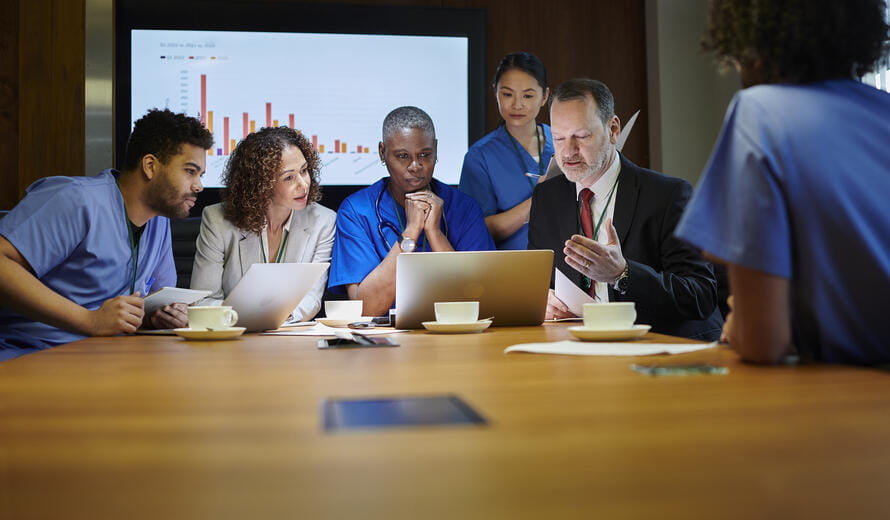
[459,52,553,250]
[328,106,494,317]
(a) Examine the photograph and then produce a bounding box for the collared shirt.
[328,178,495,295]
[260,210,294,262]
[574,149,621,300]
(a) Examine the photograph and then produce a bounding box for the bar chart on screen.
[131,30,468,187]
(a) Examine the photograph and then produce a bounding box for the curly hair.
[221,126,322,234]
[123,108,214,171]
[703,0,890,84]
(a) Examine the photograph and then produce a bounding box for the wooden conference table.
[2,323,890,519]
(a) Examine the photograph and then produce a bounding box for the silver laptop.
[395,250,553,329]
[223,262,329,331]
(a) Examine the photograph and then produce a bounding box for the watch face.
[400,237,416,252]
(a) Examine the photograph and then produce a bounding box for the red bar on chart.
[265,103,272,127]
[334,140,340,153]
[356,145,362,153]
[289,114,295,128]
[312,135,318,150]
[224,117,230,155]
[242,113,249,138]
[200,74,207,126]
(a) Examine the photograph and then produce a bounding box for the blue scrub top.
[0,170,176,360]
[459,124,554,250]
[328,178,495,294]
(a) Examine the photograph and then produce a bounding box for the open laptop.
[394,250,553,329]
[223,262,329,331]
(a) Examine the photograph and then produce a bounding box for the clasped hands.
[403,188,444,237]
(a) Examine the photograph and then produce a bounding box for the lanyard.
[393,203,427,252]
[506,124,543,189]
[115,180,140,294]
[579,176,620,291]
[261,228,290,263]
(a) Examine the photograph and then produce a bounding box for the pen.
[524,172,542,178]
[144,276,156,296]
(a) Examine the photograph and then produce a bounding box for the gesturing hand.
[563,219,627,283]
[148,302,189,330]
[88,292,145,336]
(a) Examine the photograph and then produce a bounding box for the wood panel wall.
[0,0,646,209]
[1,0,85,210]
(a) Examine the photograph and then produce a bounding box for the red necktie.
[579,188,596,298]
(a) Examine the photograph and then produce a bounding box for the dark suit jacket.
[528,155,723,340]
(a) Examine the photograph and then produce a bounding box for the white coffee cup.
[582,302,636,330]
[325,300,363,319]
[188,305,239,330]
[434,301,479,324]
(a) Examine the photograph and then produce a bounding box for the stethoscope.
[375,178,449,251]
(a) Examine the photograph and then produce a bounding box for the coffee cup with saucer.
[568,302,650,341]
[422,302,491,333]
[176,306,245,340]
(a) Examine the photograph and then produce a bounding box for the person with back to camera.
[459,51,554,250]
[0,108,214,361]
[328,106,495,317]
[676,0,890,365]
[191,126,336,322]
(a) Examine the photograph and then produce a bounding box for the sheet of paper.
[504,340,718,356]
[261,323,406,336]
[143,287,211,314]
[554,268,594,317]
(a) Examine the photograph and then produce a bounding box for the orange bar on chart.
[319,144,325,153]
[230,139,236,153]
[341,142,347,153]
[207,111,214,133]
[273,119,279,127]
[363,147,369,153]
[265,102,272,127]
[250,120,256,133]
[224,117,230,155]
[242,112,249,138]
[200,74,207,126]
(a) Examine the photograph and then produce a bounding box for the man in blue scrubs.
[329,106,494,316]
[0,109,214,360]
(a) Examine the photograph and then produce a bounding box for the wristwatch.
[612,264,630,295]
[399,235,416,253]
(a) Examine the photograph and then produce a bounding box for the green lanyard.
[506,124,543,189]
[115,180,140,294]
[261,228,290,263]
[579,176,620,291]
[393,205,427,252]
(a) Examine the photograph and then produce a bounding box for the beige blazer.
[190,202,336,321]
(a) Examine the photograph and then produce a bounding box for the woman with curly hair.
[191,126,336,322]
[676,0,890,365]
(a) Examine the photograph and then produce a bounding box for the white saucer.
[317,317,374,328]
[422,320,492,334]
[174,327,246,340]
[568,324,651,341]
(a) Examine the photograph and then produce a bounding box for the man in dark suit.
[528,78,722,340]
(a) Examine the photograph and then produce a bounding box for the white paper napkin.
[504,340,718,356]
